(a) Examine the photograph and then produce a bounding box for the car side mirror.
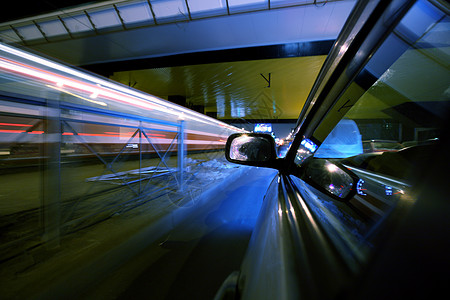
[225,133,278,168]
[300,158,358,201]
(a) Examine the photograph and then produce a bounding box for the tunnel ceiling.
[110,55,327,120]
[0,0,357,123]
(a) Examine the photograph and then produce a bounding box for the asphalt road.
[113,167,278,300]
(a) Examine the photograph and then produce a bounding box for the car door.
[217,0,450,299]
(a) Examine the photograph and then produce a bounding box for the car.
[216,0,450,299]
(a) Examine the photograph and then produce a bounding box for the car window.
[293,0,449,263]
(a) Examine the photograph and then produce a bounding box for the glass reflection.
[230,135,274,162]
[303,159,354,199]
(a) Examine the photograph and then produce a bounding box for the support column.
[41,100,61,248]
[139,122,142,195]
[178,120,185,192]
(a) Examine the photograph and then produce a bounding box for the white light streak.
[0,42,245,132]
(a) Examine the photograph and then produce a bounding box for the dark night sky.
[1,1,99,23]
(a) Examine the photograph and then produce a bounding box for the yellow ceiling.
[110,55,327,120]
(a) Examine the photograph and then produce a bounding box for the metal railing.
[0,96,186,253]
[0,0,341,46]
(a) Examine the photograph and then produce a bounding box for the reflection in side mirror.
[225,133,278,167]
[301,158,357,200]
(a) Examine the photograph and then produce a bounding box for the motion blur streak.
[0,41,247,300]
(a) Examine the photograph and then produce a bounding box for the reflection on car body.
[216,1,450,299]
[362,139,404,153]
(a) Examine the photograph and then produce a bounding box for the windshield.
[293,0,449,262]
[312,0,449,173]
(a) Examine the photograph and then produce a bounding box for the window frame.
[285,0,417,170]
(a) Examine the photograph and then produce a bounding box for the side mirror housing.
[225,133,278,168]
[299,158,358,201]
